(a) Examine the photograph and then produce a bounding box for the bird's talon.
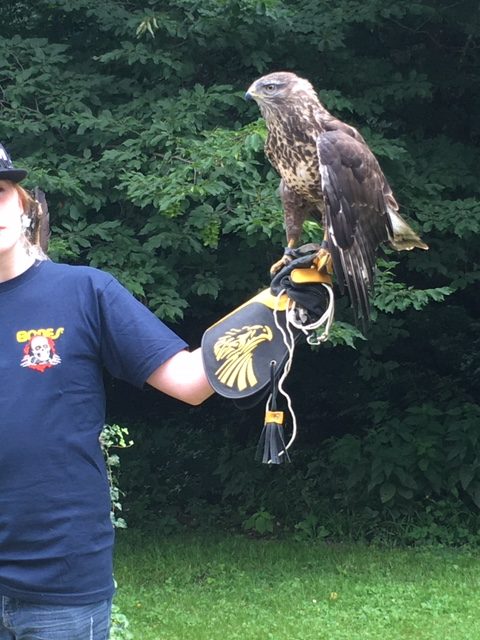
[313,250,333,275]
[269,255,292,276]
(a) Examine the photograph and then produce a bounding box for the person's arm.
[146,347,214,406]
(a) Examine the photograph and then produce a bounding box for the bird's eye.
[264,84,277,92]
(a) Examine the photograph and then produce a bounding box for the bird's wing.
[316,126,392,327]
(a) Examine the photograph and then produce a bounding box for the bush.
[117,399,480,546]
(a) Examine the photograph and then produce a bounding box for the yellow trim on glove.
[290,268,333,286]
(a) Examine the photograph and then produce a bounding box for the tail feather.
[387,208,428,251]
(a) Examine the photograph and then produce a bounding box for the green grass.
[114,528,480,640]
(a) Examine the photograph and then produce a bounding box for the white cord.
[287,283,335,345]
[272,290,297,454]
[270,283,335,454]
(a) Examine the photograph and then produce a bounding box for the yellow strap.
[207,288,290,330]
[265,410,284,425]
[290,268,332,285]
[253,288,291,311]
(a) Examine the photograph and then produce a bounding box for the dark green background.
[1,0,479,543]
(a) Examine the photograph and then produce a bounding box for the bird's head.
[245,72,317,119]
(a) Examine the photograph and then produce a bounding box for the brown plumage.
[29,188,50,253]
[35,189,51,253]
[245,71,428,327]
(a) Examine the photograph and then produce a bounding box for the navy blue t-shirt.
[0,260,187,604]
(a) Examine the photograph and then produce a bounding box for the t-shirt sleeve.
[98,276,188,388]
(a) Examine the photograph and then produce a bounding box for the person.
[0,144,214,639]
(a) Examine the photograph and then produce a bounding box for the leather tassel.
[255,361,290,464]
[256,409,290,464]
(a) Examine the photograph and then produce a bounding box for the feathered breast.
[265,108,324,203]
[265,124,322,202]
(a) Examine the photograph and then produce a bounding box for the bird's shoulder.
[315,111,368,146]
[314,114,383,180]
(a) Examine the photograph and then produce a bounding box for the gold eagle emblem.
[214,325,273,391]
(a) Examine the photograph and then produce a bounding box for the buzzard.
[245,71,428,327]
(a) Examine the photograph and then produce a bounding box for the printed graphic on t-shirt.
[17,327,64,373]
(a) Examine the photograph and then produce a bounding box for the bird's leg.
[269,239,297,275]
[313,236,334,275]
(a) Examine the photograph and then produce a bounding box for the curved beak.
[245,81,258,101]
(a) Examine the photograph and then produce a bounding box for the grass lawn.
[114,528,480,640]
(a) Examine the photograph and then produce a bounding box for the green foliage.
[329,402,480,510]
[2,0,480,544]
[242,509,275,535]
[2,0,477,323]
[373,259,452,314]
[293,514,330,542]
[100,424,134,638]
[326,321,366,348]
[119,391,480,545]
[109,603,134,640]
[101,423,134,529]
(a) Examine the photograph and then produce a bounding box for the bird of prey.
[245,71,428,327]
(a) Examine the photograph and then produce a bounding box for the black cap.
[0,143,28,183]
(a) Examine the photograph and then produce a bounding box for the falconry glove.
[201,244,335,463]
[270,243,335,344]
